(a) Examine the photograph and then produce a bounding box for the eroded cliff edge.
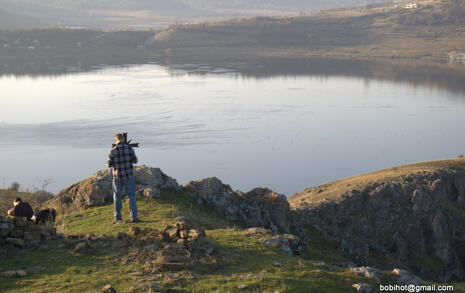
[49,158,465,282]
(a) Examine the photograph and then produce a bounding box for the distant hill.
[143,0,465,60]
[0,0,387,29]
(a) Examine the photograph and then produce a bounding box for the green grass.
[1,190,463,292]
[57,191,232,236]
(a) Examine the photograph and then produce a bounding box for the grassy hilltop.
[290,158,465,208]
[144,0,465,61]
[0,190,379,293]
[2,158,465,292]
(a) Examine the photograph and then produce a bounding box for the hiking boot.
[131,218,141,223]
[110,219,123,225]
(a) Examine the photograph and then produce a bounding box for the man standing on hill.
[107,133,140,223]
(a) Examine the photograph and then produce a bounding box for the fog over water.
[1,62,465,195]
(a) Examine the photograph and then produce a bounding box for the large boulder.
[49,165,179,210]
[293,168,465,282]
[184,177,290,232]
[0,217,14,237]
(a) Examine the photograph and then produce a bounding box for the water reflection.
[1,60,464,196]
[2,56,465,94]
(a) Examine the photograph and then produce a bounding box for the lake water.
[1,60,465,196]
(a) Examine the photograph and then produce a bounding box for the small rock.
[165,227,178,239]
[1,271,17,277]
[6,237,25,247]
[336,262,356,268]
[350,267,381,282]
[237,284,247,289]
[312,261,326,267]
[259,234,304,256]
[176,238,187,245]
[187,229,200,240]
[100,284,117,293]
[144,188,160,198]
[73,242,88,252]
[392,268,422,286]
[273,261,284,267]
[352,283,372,292]
[16,270,27,277]
[128,226,141,237]
[179,230,188,239]
[0,222,13,237]
[176,221,186,230]
[245,227,272,235]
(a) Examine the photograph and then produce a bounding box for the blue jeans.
[112,176,137,220]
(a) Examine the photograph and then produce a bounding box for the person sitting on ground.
[32,208,57,225]
[7,198,34,220]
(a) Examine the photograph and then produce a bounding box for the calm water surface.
[1,63,465,195]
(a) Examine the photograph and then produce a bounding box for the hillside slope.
[0,190,388,293]
[291,157,465,282]
[0,0,387,29]
[290,158,465,207]
[145,0,465,60]
[2,159,465,291]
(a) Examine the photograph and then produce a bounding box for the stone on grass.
[100,284,117,293]
[51,165,178,209]
[16,270,27,277]
[392,268,423,286]
[258,234,305,256]
[6,237,25,247]
[0,220,13,237]
[245,227,271,235]
[185,178,291,232]
[350,267,381,282]
[352,283,372,292]
[73,241,88,253]
[1,271,17,277]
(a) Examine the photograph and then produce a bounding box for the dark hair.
[14,197,22,203]
[115,133,124,142]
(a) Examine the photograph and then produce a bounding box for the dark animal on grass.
[32,208,57,225]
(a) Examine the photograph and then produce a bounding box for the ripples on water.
[1,60,465,195]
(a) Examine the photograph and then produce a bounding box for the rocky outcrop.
[113,217,213,272]
[49,165,179,210]
[258,233,305,256]
[0,216,56,253]
[392,268,422,286]
[293,168,465,282]
[184,177,291,233]
[350,266,381,282]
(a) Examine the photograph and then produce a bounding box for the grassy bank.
[0,191,383,292]
[2,159,465,291]
[290,157,465,207]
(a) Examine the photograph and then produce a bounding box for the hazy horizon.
[0,0,387,29]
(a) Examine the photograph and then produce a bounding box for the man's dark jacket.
[12,202,34,219]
